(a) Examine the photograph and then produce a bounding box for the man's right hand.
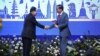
[54,24,59,28]
[44,25,50,30]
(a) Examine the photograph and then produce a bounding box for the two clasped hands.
[45,24,58,29]
[44,20,58,30]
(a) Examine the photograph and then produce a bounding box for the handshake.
[44,25,50,30]
[44,24,59,30]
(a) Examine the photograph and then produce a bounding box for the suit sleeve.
[58,14,68,28]
[49,24,55,29]
[32,17,45,29]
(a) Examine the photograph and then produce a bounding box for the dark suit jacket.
[50,12,71,37]
[21,13,44,39]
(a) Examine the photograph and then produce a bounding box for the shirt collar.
[57,11,63,16]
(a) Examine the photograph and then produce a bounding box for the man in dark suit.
[21,7,49,56]
[49,5,71,56]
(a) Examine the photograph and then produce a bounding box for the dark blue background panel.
[0,21,100,35]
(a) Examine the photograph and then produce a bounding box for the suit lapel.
[61,12,65,19]
[57,12,64,24]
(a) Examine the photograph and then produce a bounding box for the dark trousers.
[22,37,32,56]
[60,36,68,56]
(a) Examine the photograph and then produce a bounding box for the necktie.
[58,15,61,19]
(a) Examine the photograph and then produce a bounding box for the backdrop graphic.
[0,0,100,35]
[0,0,100,20]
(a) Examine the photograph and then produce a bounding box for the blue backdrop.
[0,21,100,35]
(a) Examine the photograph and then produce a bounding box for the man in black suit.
[21,7,49,56]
